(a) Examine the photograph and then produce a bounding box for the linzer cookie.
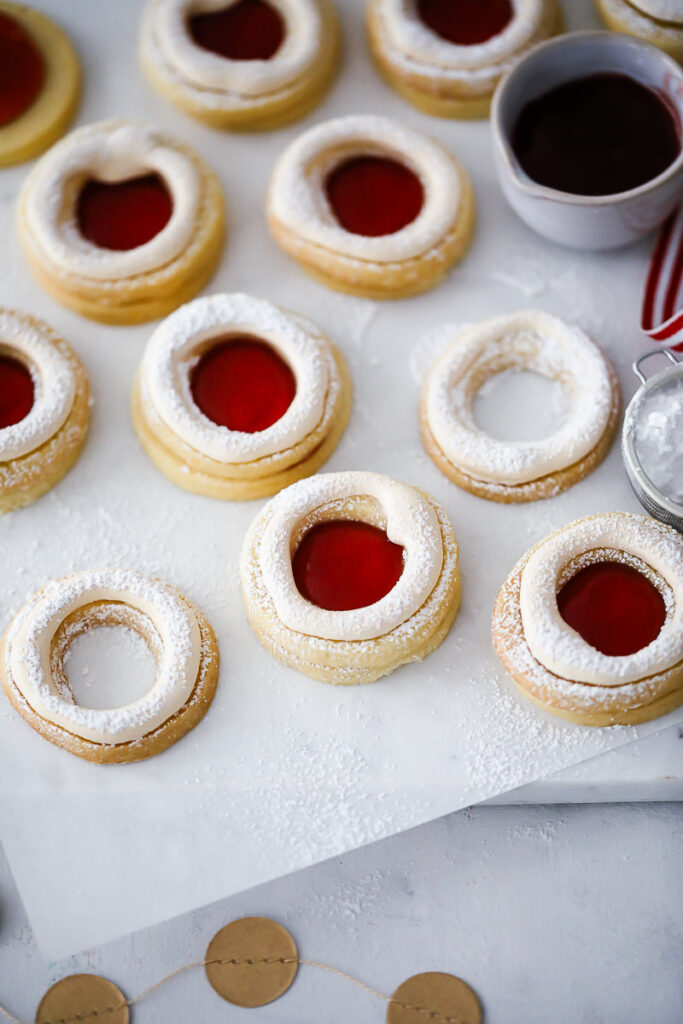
[492,513,683,726]
[17,120,225,325]
[0,1,80,166]
[0,309,89,513]
[241,471,461,684]
[1,570,219,763]
[139,0,340,130]
[132,293,351,499]
[267,114,475,299]
[419,311,620,503]
[367,0,562,119]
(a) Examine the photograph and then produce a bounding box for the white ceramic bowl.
[491,31,683,250]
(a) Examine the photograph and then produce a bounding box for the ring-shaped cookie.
[492,513,683,726]
[367,0,563,120]
[241,470,461,683]
[0,309,89,513]
[419,311,620,503]
[17,120,226,325]
[266,114,476,300]
[1,569,219,763]
[140,0,340,130]
[132,293,352,499]
[0,1,80,167]
[595,0,683,62]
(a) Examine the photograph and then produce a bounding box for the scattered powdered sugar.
[633,375,683,504]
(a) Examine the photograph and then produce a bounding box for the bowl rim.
[491,30,683,208]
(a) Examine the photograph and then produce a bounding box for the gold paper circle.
[36,974,128,1024]
[387,971,482,1024]
[205,916,298,1008]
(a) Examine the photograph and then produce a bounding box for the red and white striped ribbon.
[642,205,683,350]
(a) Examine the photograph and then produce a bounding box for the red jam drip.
[0,12,45,127]
[292,520,405,612]
[77,174,173,252]
[557,561,666,658]
[512,73,681,197]
[190,336,296,433]
[0,354,34,429]
[325,156,424,238]
[189,0,284,61]
[417,0,513,45]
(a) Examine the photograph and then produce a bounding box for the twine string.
[0,956,468,1024]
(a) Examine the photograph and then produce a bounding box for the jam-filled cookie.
[419,311,620,503]
[367,0,563,120]
[595,0,683,62]
[492,513,683,726]
[132,293,352,500]
[0,1,80,167]
[0,309,89,513]
[241,470,461,684]
[140,0,340,130]
[267,114,475,299]
[17,120,225,326]
[1,569,219,763]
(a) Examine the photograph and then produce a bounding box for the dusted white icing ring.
[520,514,683,687]
[3,570,201,745]
[22,121,200,282]
[374,0,549,82]
[140,293,328,464]
[268,114,464,265]
[423,311,614,486]
[145,0,323,96]
[0,308,75,461]
[259,471,443,641]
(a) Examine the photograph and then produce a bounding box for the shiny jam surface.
[417,0,513,45]
[0,11,45,127]
[190,336,296,433]
[557,560,666,657]
[189,0,285,60]
[0,354,34,429]
[512,73,681,196]
[292,520,405,612]
[76,174,173,252]
[325,156,424,237]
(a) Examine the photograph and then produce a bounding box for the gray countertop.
[1,800,682,1022]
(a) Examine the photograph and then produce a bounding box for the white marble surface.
[1,800,682,1022]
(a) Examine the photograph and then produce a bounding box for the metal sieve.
[621,348,683,533]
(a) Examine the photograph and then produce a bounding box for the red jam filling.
[512,73,681,197]
[189,0,284,61]
[292,520,405,612]
[417,0,513,46]
[0,354,34,429]
[190,336,296,433]
[76,174,173,252]
[557,561,666,658]
[325,156,424,237]
[0,11,45,127]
